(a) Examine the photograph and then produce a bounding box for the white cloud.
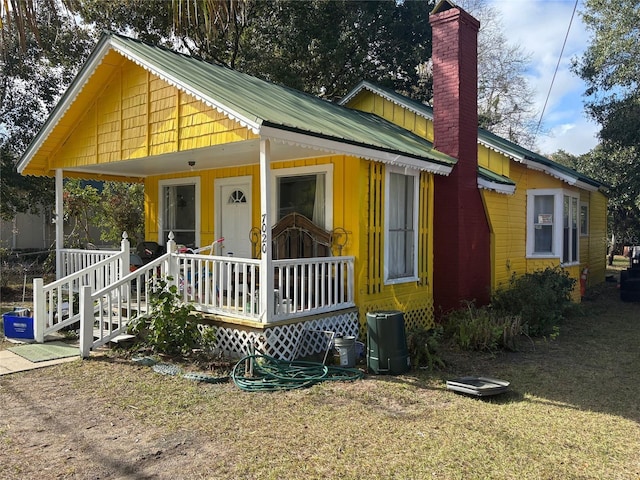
[486,0,598,155]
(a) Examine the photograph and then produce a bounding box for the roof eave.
[260,124,455,176]
[478,178,515,195]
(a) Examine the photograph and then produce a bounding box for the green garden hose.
[231,354,364,392]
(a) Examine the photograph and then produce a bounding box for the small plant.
[131,276,212,356]
[407,326,445,370]
[444,301,523,352]
[491,267,576,336]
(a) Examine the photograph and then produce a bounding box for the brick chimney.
[430,1,491,314]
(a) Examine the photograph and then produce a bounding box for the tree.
[63,179,101,247]
[458,0,537,147]
[237,0,435,102]
[551,146,640,260]
[77,0,251,67]
[575,0,640,148]
[0,0,93,221]
[98,182,145,246]
[573,1,640,255]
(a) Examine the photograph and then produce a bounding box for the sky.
[485,0,599,156]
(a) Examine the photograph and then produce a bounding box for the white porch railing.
[59,248,120,278]
[177,253,261,320]
[79,253,173,357]
[272,257,355,320]
[33,237,129,342]
[32,232,356,356]
[176,254,355,321]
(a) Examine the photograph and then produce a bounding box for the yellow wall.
[50,58,257,172]
[583,191,608,286]
[145,153,437,332]
[347,88,607,301]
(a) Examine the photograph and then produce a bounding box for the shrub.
[131,276,213,356]
[491,267,576,336]
[407,326,445,370]
[444,301,523,352]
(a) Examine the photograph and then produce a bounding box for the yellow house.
[341,81,608,303]
[17,32,458,358]
[17,3,606,359]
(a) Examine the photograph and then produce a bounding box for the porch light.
[188,160,195,170]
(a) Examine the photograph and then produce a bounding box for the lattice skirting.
[213,309,359,361]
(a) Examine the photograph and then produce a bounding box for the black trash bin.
[366,310,410,374]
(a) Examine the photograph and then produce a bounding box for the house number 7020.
[261,214,268,253]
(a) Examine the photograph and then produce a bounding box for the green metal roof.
[478,166,515,186]
[109,33,456,169]
[342,81,604,190]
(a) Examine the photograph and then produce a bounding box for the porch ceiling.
[61,138,325,178]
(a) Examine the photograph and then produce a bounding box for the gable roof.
[18,33,456,177]
[341,81,605,192]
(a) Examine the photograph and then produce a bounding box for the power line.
[535,0,579,139]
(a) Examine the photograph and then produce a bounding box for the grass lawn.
[0,258,639,479]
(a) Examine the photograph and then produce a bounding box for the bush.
[491,266,576,336]
[444,301,523,352]
[131,277,214,356]
[407,326,445,370]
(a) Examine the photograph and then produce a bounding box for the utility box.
[2,309,35,340]
[366,311,410,375]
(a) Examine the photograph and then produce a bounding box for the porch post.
[54,169,64,279]
[33,278,45,343]
[120,232,130,274]
[79,285,93,359]
[120,232,130,301]
[259,139,274,323]
[166,231,179,290]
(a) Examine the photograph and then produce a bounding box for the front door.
[216,177,252,258]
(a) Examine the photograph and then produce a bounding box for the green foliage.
[1,1,92,222]
[491,267,576,337]
[131,277,212,356]
[576,0,640,148]
[444,301,523,352]
[98,182,144,246]
[63,179,101,247]
[406,326,445,370]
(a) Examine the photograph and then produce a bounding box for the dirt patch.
[0,359,234,480]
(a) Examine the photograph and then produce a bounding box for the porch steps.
[92,304,138,344]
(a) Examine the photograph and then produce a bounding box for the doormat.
[8,341,79,363]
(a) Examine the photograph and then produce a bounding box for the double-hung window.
[385,167,419,283]
[527,188,580,264]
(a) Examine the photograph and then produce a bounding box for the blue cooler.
[2,308,34,340]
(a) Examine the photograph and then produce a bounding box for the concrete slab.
[0,334,80,375]
[0,348,79,375]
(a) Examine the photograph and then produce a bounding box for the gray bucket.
[334,336,356,368]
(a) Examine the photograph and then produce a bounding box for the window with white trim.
[159,177,200,247]
[385,167,419,283]
[527,189,579,264]
[271,164,333,230]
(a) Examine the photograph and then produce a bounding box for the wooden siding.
[478,144,510,177]
[347,93,434,143]
[346,88,607,302]
[49,58,257,174]
[585,191,608,286]
[357,161,436,332]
